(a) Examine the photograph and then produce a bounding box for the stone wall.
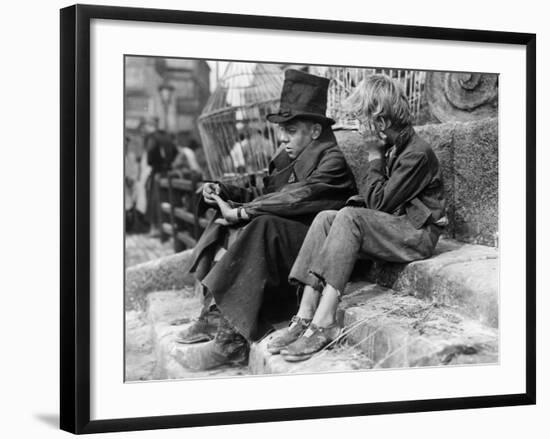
[335,117,498,247]
[125,250,195,310]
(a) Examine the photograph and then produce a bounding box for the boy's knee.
[337,206,379,221]
[313,210,338,226]
[333,206,377,233]
[336,206,362,222]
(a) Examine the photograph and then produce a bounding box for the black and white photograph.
[124,57,500,381]
[1,0,545,436]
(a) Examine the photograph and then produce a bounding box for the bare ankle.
[296,308,315,321]
[312,316,336,328]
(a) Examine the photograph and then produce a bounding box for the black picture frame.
[60,4,536,434]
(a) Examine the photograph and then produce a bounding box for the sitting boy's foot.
[280,323,340,362]
[176,307,221,344]
[175,317,249,371]
[266,316,311,354]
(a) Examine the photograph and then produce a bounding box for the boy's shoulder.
[402,132,438,163]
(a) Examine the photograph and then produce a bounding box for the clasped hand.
[202,182,221,205]
[201,182,242,226]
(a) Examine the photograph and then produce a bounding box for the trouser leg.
[288,210,339,291]
[309,207,436,293]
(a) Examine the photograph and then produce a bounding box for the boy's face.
[277,119,319,160]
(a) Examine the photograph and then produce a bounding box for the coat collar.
[268,128,337,181]
[388,125,415,158]
[292,128,337,180]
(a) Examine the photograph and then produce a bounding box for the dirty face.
[277,119,321,160]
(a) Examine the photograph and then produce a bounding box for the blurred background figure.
[125,132,151,234]
[145,118,178,237]
[124,135,138,228]
[172,134,203,177]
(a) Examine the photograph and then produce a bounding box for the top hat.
[267,69,335,126]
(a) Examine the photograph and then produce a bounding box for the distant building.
[124,56,210,148]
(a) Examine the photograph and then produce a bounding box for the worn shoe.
[266,316,311,354]
[175,307,221,344]
[175,317,249,371]
[280,323,340,362]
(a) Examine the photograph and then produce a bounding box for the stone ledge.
[249,341,372,376]
[125,250,195,311]
[153,322,247,380]
[366,238,498,327]
[342,285,498,368]
[126,237,500,378]
[145,291,246,380]
[124,310,156,382]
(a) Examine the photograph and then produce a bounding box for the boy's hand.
[202,182,221,206]
[363,132,386,161]
[211,194,240,225]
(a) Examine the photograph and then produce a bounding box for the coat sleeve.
[240,150,356,218]
[363,151,434,213]
[196,181,256,217]
[218,183,255,204]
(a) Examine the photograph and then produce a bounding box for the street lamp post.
[158,80,175,132]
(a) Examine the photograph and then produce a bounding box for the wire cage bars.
[310,66,427,129]
[198,62,284,191]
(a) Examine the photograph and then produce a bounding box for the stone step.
[341,284,498,368]
[125,238,498,328]
[135,282,497,379]
[250,283,498,375]
[126,237,499,379]
[124,310,156,381]
[146,290,376,378]
[364,238,498,327]
[249,333,373,376]
[125,249,195,311]
[145,290,247,380]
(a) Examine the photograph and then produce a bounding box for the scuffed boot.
[266,316,311,354]
[176,306,221,344]
[176,317,249,371]
[175,285,219,344]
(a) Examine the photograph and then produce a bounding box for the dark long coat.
[186,128,356,341]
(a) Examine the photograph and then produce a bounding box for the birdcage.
[198,62,284,192]
[310,66,426,128]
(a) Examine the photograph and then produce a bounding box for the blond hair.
[345,73,412,129]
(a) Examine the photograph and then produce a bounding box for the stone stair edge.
[248,285,499,374]
[126,237,497,314]
[138,281,498,378]
[125,250,195,311]
[365,238,499,327]
[130,237,499,378]
[342,295,499,369]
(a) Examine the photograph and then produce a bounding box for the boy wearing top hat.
[177,69,356,370]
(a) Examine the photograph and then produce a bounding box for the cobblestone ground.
[125,234,174,267]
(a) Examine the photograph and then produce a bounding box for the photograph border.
[60,4,536,434]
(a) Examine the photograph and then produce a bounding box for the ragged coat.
[187,128,357,275]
